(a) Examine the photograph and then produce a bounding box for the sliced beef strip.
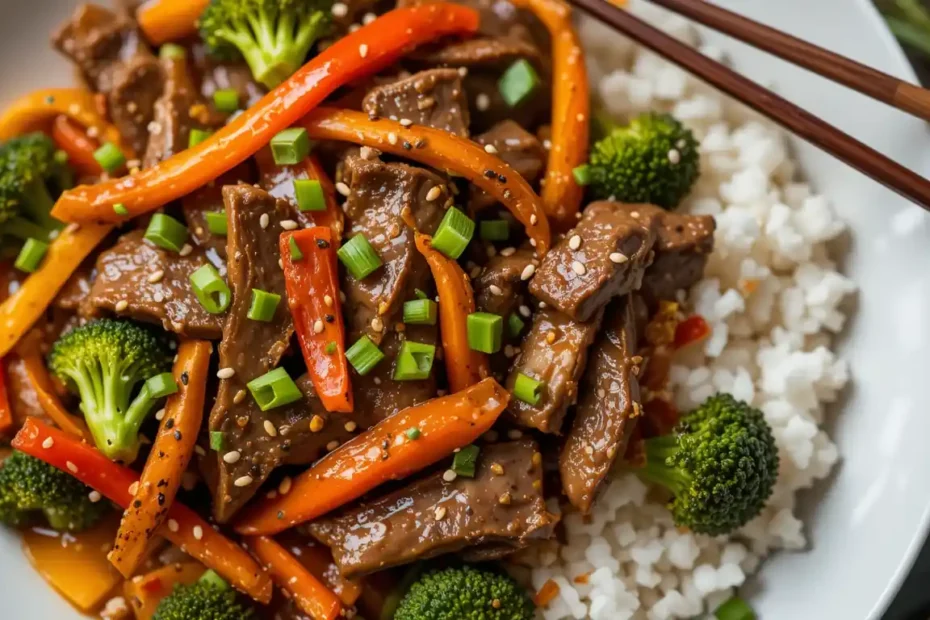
[464,71,549,134]
[208,185,298,522]
[529,201,659,323]
[55,263,95,312]
[181,168,252,259]
[505,307,601,434]
[86,230,225,339]
[362,69,471,137]
[52,4,164,155]
[560,296,645,513]
[310,439,556,577]
[474,247,535,319]
[470,120,546,210]
[412,37,541,71]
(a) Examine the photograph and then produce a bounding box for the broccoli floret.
[581,112,700,209]
[636,393,779,535]
[0,451,108,532]
[0,132,70,243]
[154,570,255,620]
[48,319,173,463]
[199,0,331,89]
[395,565,535,620]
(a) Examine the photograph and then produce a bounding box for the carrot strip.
[12,418,273,604]
[236,377,510,535]
[256,149,345,241]
[511,0,588,229]
[136,0,210,45]
[300,108,550,255]
[109,340,212,577]
[0,223,113,357]
[247,536,343,620]
[51,4,480,224]
[0,88,130,155]
[18,350,90,440]
[0,358,12,434]
[413,231,489,393]
[280,228,353,413]
[51,115,104,177]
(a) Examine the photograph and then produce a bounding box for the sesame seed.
[476,93,490,111]
[178,244,193,257]
[260,213,270,229]
[507,429,523,440]
[532,451,543,467]
[484,144,498,154]
[148,270,165,283]
[539,301,547,309]
[168,519,179,532]
[310,415,325,432]
[520,264,536,280]
[458,66,468,77]
[264,420,278,437]
[128,481,139,495]
[359,44,369,58]
[313,319,324,334]
[504,345,515,358]
[572,261,586,275]
[388,132,398,145]
[426,186,442,201]
[115,300,129,312]
[194,445,206,456]
[576,113,585,122]
[223,451,241,464]
[584,444,594,455]
[399,118,413,127]
[88,491,102,503]
[155,408,166,421]
[234,475,253,487]
[233,389,247,404]
[569,235,581,250]
[489,284,503,296]
[668,148,681,164]
[443,470,458,482]
[324,294,334,307]
[362,11,377,24]
[359,146,374,160]
[530,238,537,247]
[519,304,531,318]
[193,526,204,540]
[546,331,556,344]
[490,463,504,475]
[609,252,628,264]
[371,317,384,332]
[498,492,512,505]
[331,2,347,16]
[345,421,358,432]
[434,506,447,520]
[42,437,54,449]
[530,214,538,225]
[500,247,516,257]
[66,461,78,474]
[280,219,298,230]
[326,440,340,451]
[335,182,351,196]
[217,367,235,379]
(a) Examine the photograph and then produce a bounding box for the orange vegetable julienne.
[0,359,12,434]
[413,230,489,393]
[109,340,212,577]
[0,88,129,155]
[0,223,114,357]
[17,349,90,440]
[51,115,104,177]
[247,536,344,620]
[124,563,206,620]
[12,419,273,603]
[136,0,210,46]
[511,0,589,230]
[235,378,510,535]
[50,4,480,225]
[300,107,551,255]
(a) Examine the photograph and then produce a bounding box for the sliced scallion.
[714,597,755,620]
[431,207,474,259]
[405,427,421,441]
[212,88,240,113]
[93,142,125,174]
[159,43,187,60]
[414,288,429,300]
[572,164,592,186]
[338,235,382,280]
[403,299,438,325]
[451,444,480,478]
[190,264,231,314]
[393,341,436,381]
[209,431,225,451]
[325,342,337,355]
[467,312,503,354]
[113,203,129,216]
[188,128,213,148]
[14,238,48,273]
[288,236,304,261]
[479,219,510,241]
[145,372,179,399]
[270,128,312,165]
[294,179,326,212]
[345,336,384,376]
[498,59,540,108]
[247,367,303,411]
[205,211,227,235]
[508,313,525,338]
[513,373,544,405]
[247,289,281,322]
[144,213,188,252]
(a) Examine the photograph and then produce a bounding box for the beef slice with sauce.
[309,439,556,577]
[529,201,659,323]
[208,185,301,522]
[560,296,646,513]
[474,247,536,319]
[469,121,546,210]
[191,42,266,108]
[85,230,226,339]
[362,69,471,137]
[53,4,164,155]
[505,307,601,434]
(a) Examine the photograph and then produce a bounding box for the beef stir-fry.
[0,1,781,618]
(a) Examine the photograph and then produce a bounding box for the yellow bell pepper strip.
[137,0,211,45]
[50,4,480,224]
[109,340,212,577]
[299,107,551,255]
[0,223,113,357]
[511,0,589,229]
[12,418,274,604]
[235,378,510,535]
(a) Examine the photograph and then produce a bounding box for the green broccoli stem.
[42,506,77,531]
[638,434,692,496]
[4,216,50,241]
[113,383,166,462]
[21,180,62,237]
[240,11,326,89]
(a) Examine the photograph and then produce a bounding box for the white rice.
[527,3,855,618]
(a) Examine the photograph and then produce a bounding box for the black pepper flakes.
[173,430,182,441]
[415,138,427,149]
[157,493,166,506]
[180,372,189,386]
[133,500,142,508]
[484,169,496,179]
[316,239,330,249]
[325,314,335,323]
[497,174,507,183]
[165,418,175,430]
[402,141,412,150]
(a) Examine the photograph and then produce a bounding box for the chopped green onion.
[513,373,544,405]
[405,427,421,441]
[212,88,240,113]
[93,142,125,173]
[14,238,48,273]
[294,179,326,212]
[205,211,227,235]
[113,203,129,216]
[247,289,281,322]
[499,59,540,107]
[451,444,480,478]
[247,367,303,411]
[467,312,503,354]
[159,43,187,60]
[288,236,304,261]
[338,235,382,280]
[403,299,437,325]
[190,264,231,314]
[270,128,312,165]
[393,341,436,381]
[572,164,592,186]
[345,336,384,376]
[507,313,525,338]
[188,129,212,148]
[209,431,225,451]
[414,288,429,300]
[431,207,474,259]
[479,219,510,241]
[714,597,755,620]
[325,342,337,355]
[145,372,179,399]
[144,213,188,252]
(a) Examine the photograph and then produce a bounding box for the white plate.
[2,0,929,618]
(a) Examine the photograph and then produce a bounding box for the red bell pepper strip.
[280,228,353,413]
[12,418,273,604]
[51,116,104,177]
[0,358,12,434]
[51,3,480,224]
[673,314,711,350]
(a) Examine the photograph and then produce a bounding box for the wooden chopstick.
[648,0,930,123]
[567,0,930,212]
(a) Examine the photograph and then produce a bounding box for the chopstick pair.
[568,0,930,212]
